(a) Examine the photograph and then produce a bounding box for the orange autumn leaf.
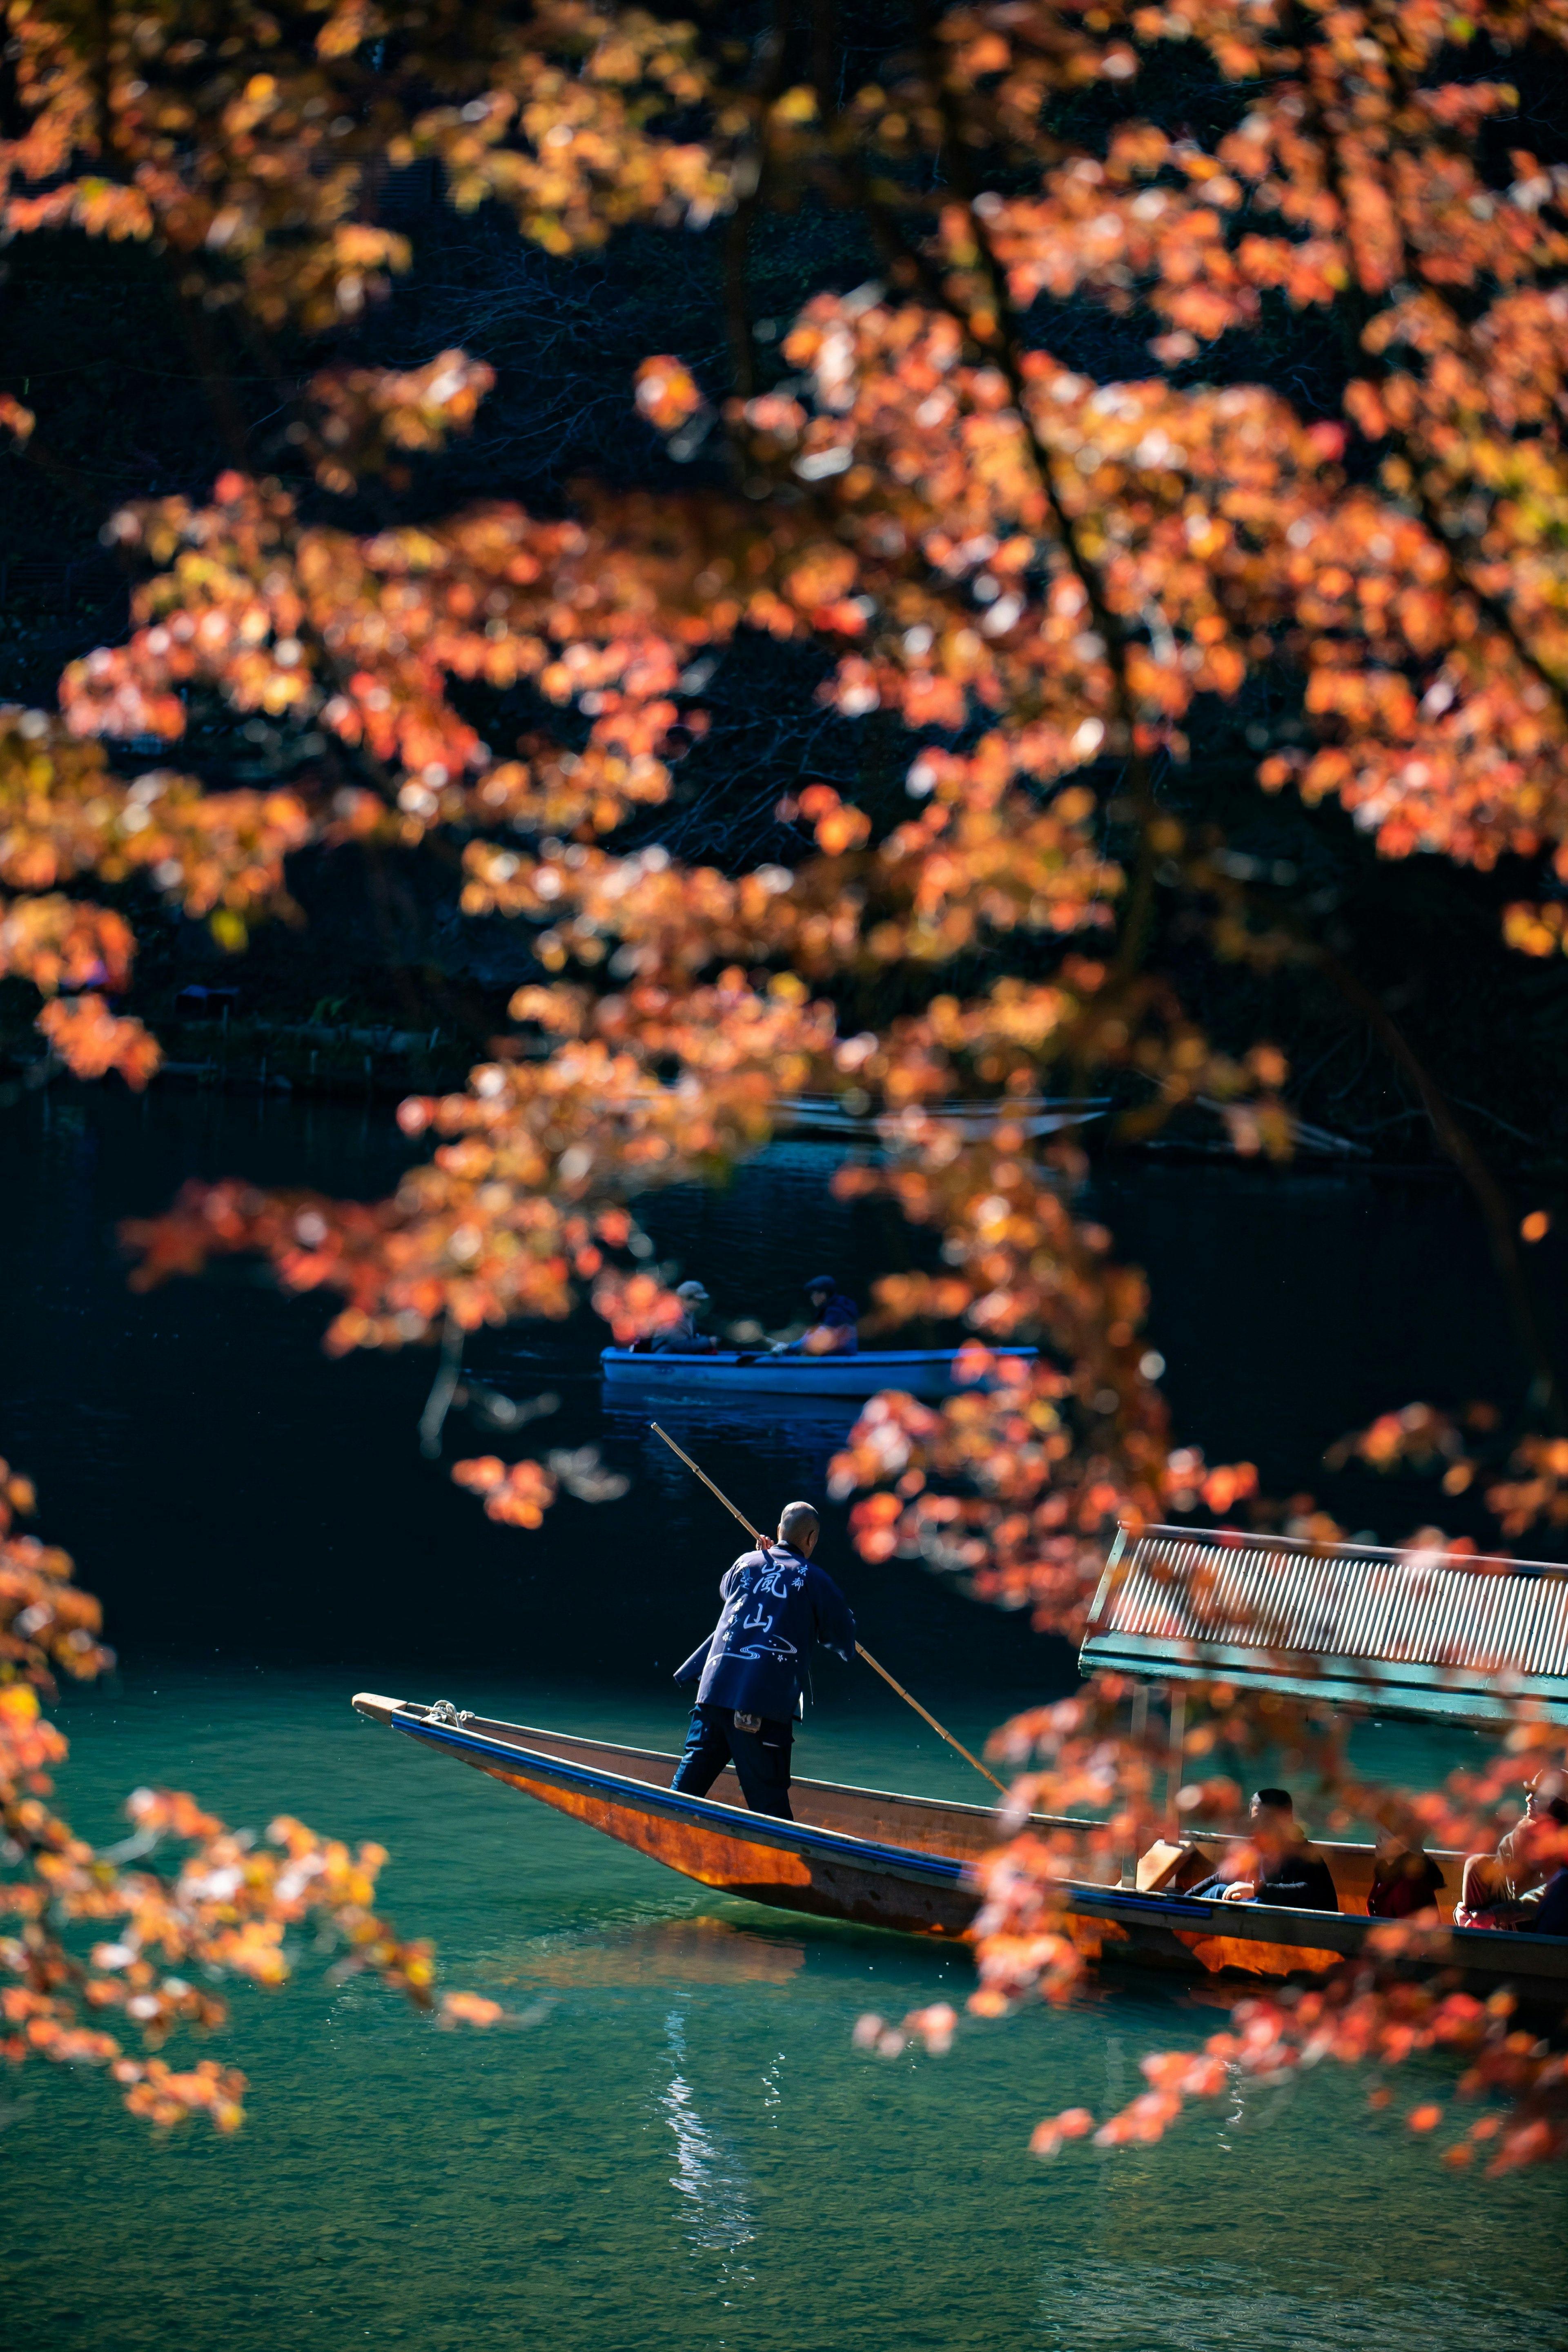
[440,1991,504,2028]
[634,355,705,435]
[36,995,162,1088]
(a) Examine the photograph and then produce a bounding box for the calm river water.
[2,1086,1566,2349]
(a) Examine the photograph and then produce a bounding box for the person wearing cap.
[670,1499,856,1819]
[770,1274,860,1357]
[649,1279,719,1354]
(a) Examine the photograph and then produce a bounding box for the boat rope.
[649,1422,1008,1800]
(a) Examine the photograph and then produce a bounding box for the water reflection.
[11,1098,1568,2350]
[602,1394,859,1444]
[603,1402,854,1531]
[508,1915,806,1989]
[660,2008,758,2283]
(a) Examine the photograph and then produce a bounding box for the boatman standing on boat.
[670,1501,855,1820]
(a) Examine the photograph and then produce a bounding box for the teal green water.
[5,1092,1568,2342]
[7,1665,1565,2352]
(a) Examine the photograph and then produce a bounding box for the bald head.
[777,1501,820,1555]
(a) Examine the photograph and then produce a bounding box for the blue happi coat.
[675,1543,856,1719]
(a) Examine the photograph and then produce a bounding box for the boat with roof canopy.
[352,1523,1568,1996]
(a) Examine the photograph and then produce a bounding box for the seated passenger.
[649,1280,719,1354]
[1367,1815,1446,1919]
[1527,1866,1568,1936]
[1189,1787,1340,1913]
[1456,1773,1568,1928]
[770,1275,860,1357]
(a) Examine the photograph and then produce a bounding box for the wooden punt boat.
[350,1694,1568,1998]
[599,1345,1036,1400]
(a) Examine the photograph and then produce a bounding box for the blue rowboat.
[599,1345,1037,1401]
[350,1696,1568,1997]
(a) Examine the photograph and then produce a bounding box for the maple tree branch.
[1446,528,1568,712]
[1288,9,1568,725]
[906,4,1159,982]
[1351,359,1568,725]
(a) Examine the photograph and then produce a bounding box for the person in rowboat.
[648,1280,719,1354]
[670,1500,855,1820]
[769,1274,860,1357]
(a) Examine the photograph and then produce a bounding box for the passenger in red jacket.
[1367,1824,1446,1919]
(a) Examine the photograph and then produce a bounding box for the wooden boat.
[350,1694,1568,1997]
[599,1345,1037,1400]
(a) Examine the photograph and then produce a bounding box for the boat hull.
[492,1763,976,1935]
[351,1696,1568,1998]
[599,1346,1036,1401]
[359,1698,983,1936]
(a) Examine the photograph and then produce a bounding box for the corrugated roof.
[1079,1523,1568,1724]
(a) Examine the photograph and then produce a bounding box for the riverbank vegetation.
[2,0,1567,2165]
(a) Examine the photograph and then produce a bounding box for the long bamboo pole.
[650,1421,1008,1800]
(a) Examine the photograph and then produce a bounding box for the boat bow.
[351,1694,1568,1994]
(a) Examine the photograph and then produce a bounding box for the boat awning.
[1079,1523,1568,1726]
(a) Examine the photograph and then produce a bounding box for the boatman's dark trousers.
[671,1703,794,1820]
